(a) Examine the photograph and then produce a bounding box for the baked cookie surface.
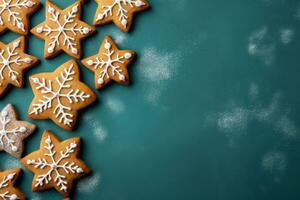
[31,0,95,59]
[0,104,36,158]
[0,168,26,200]
[28,60,96,130]
[0,37,39,97]
[82,35,135,90]
[20,130,91,197]
[0,0,40,35]
[93,0,149,32]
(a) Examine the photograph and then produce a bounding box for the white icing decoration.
[0,107,27,152]
[0,172,19,200]
[96,0,146,28]
[37,3,91,55]
[26,135,84,192]
[29,64,91,127]
[0,39,32,86]
[0,0,36,31]
[87,39,131,84]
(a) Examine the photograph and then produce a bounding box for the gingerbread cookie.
[82,35,135,89]
[28,60,96,130]
[0,168,26,200]
[0,0,40,35]
[93,0,149,32]
[0,104,36,158]
[31,1,95,59]
[20,130,91,197]
[0,37,39,98]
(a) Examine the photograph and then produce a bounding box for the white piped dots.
[104,42,111,49]
[119,74,125,81]
[98,78,104,85]
[124,52,132,59]
[87,60,94,66]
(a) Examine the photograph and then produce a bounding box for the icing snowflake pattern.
[32,1,95,59]
[82,36,135,89]
[0,169,25,200]
[0,37,38,98]
[0,104,35,158]
[0,172,18,200]
[94,0,149,32]
[28,60,96,130]
[21,131,90,197]
[0,0,40,35]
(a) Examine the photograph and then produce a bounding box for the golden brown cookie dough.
[31,0,95,59]
[93,0,149,32]
[0,168,26,200]
[0,37,39,98]
[20,130,91,197]
[0,0,41,35]
[82,35,135,90]
[0,104,36,158]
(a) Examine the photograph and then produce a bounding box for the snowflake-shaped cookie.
[31,1,95,59]
[21,130,91,197]
[0,37,39,98]
[0,104,36,158]
[94,0,149,32]
[0,0,40,35]
[0,168,26,200]
[28,60,96,130]
[82,35,135,89]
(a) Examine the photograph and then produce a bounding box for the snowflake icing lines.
[28,61,96,130]
[82,36,135,89]
[29,64,89,126]
[0,107,26,153]
[0,38,33,87]
[0,170,20,200]
[21,131,90,196]
[27,135,83,192]
[0,0,39,34]
[94,0,149,31]
[32,1,95,58]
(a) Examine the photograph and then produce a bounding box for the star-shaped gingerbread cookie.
[82,35,135,90]
[0,0,40,35]
[28,60,96,130]
[20,130,91,197]
[0,168,26,200]
[0,104,36,158]
[0,37,39,98]
[93,0,149,32]
[31,1,95,59]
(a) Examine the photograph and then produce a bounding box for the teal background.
[1,0,300,199]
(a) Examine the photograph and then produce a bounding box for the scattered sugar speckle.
[78,173,101,193]
[279,29,294,45]
[105,97,125,114]
[248,27,275,65]
[84,115,108,142]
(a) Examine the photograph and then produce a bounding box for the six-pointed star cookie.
[0,0,40,35]
[28,60,96,131]
[20,130,91,197]
[93,0,149,32]
[31,0,95,59]
[82,35,135,89]
[0,37,39,98]
[0,104,36,158]
[0,168,26,200]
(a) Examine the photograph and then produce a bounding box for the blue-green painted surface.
[0,0,300,199]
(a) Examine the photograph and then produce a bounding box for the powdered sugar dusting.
[77,173,101,193]
[84,115,108,142]
[139,48,181,105]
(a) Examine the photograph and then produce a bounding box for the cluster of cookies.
[0,0,149,199]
